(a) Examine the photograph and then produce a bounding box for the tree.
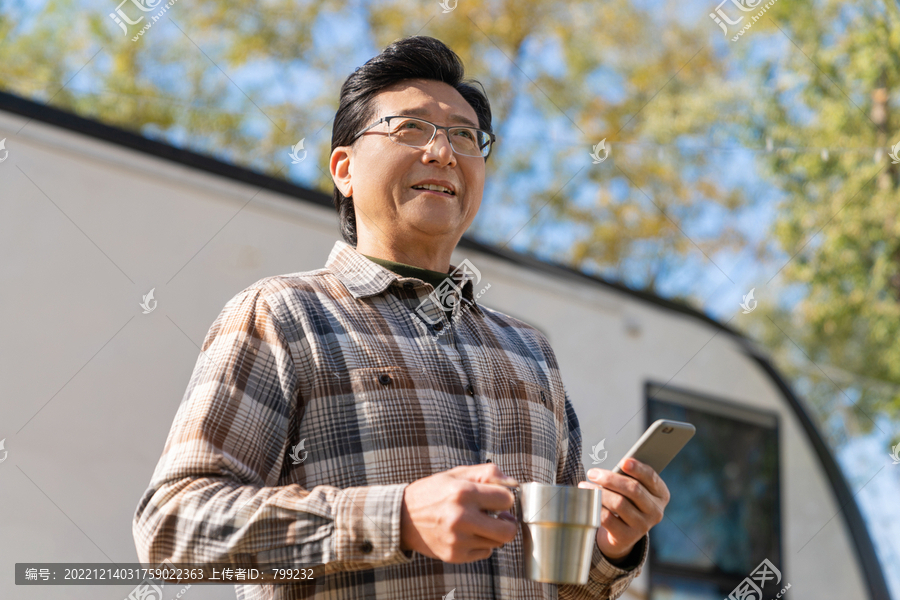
[737,0,900,436]
[0,0,761,299]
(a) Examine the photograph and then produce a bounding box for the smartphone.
[612,419,695,476]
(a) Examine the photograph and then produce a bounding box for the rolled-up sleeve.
[131,286,413,580]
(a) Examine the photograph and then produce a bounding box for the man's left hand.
[577,458,670,562]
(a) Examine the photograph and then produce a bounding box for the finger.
[465,546,495,562]
[619,459,670,503]
[464,528,511,547]
[451,463,519,488]
[578,482,638,533]
[464,510,519,544]
[600,487,643,528]
[599,506,633,541]
[587,469,641,505]
[589,468,666,518]
[496,510,516,522]
[620,475,667,520]
[464,481,517,512]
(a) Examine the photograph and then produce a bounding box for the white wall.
[0,108,870,599]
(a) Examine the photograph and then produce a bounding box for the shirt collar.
[326,240,480,310]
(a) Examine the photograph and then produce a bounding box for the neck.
[355,237,453,272]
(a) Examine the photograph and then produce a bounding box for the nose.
[422,129,457,165]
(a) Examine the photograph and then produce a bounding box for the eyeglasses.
[352,115,496,158]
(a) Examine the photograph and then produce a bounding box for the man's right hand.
[399,463,519,563]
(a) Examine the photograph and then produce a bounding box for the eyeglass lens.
[387,117,490,157]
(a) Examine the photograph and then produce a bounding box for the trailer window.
[644,382,781,599]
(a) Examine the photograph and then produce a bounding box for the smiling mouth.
[411,187,456,198]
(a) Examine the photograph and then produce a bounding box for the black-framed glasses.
[352,115,496,158]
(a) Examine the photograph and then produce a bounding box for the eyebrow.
[394,107,480,129]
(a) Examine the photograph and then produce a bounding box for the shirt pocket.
[343,366,448,482]
[499,378,559,485]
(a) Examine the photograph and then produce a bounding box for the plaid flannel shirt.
[132,239,647,600]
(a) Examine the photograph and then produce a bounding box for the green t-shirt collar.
[361,253,452,292]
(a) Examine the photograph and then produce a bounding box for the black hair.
[330,35,493,247]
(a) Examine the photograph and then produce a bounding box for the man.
[133,35,669,600]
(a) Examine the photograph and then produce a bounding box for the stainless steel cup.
[519,482,602,584]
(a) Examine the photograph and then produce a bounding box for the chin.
[406,204,459,227]
[410,220,456,237]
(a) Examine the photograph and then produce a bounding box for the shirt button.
[360,540,373,554]
[434,321,444,331]
[540,390,547,404]
[485,458,492,463]
[465,384,475,396]
[403,281,414,289]
[378,373,392,385]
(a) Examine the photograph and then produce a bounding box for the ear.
[330,146,353,198]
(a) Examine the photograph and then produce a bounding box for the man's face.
[331,79,486,251]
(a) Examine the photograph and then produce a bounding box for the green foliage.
[0,0,761,294]
[740,0,900,433]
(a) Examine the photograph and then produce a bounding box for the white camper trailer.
[0,91,890,600]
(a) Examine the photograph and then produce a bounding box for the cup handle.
[512,486,522,522]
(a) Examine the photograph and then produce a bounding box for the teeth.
[413,184,454,195]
